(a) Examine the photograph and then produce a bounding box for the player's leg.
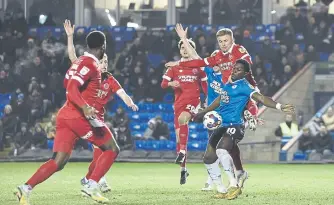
[82,126,119,203]
[203,128,228,198]
[81,144,111,193]
[177,111,192,184]
[15,121,75,205]
[215,127,240,200]
[230,144,248,188]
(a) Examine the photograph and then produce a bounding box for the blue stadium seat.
[157,103,173,112]
[47,140,54,150]
[130,123,147,131]
[255,24,265,32]
[188,123,197,131]
[203,25,213,34]
[167,123,174,130]
[189,132,200,141]
[170,132,176,141]
[163,93,174,103]
[319,52,329,61]
[160,140,176,150]
[115,36,125,52]
[293,151,307,161]
[162,113,174,123]
[135,140,146,150]
[187,141,205,151]
[123,27,135,41]
[132,131,144,138]
[199,132,208,141]
[166,25,175,32]
[87,143,93,151]
[298,43,306,51]
[75,26,88,34]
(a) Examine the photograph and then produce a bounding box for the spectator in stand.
[133,77,147,103]
[13,123,32,156]
[312,125,333,157]
[298,127,314,152]
[27,89,43,123]
[143,116,170,140]
[44,114,56,140]
[321,106,334,132]
[275,114,299,138]
[146,78,163,102]
[2,105,18,148]
[31,123,47,149]
[309,113,324,136]
[112,106,130,132]
[116,126,132,150]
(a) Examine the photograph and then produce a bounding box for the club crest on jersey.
[232,85,237,89]
[192,69,198,74]
[104,83,109,89]
[238,47,246,53]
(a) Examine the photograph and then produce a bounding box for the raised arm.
[64,19,77,63]
[175,24,201,59]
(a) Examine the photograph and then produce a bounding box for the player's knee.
[216,149,229,157]
[203,154,217,164]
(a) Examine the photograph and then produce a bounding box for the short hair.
[86,31,106,49]
[216,28,234,39]
[236,59,250,73]
[178,38,196,49]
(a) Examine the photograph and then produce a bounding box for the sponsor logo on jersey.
[80,66,90,75]
[218,62,233,70]
[210,81,223,94]
[97,89,108,98]
[178,75,198,82]
[81,131,93,139]
[220,91,230,103]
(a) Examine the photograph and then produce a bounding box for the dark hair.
[178,38,196,49]
[236,59,250,72]
[86,31,106,49]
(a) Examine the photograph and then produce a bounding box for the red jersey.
[95,75,122,121]
[161,65,207,106]
[60,52,101,119]
[179,44,257,86]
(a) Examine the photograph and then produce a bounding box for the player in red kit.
[15,30,116,205]
[64,19,138,193]
[161,39,208,185]
[167,24,257,191]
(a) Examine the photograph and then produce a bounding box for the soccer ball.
[203,111,222,130]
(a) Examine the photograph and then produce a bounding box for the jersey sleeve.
[69,60,98,86]
[236,46,257,87]
[241,81,257,99]
[162,67,174,81]
[108,76,123,94]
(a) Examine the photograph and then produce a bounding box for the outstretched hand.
[63,19,75,36]
[175,23,188,39]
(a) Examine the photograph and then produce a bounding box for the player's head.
[231,59,250,81]
[178,38,196,58]
[216,28,234,53]
[86,31,106,60]
[211,50,220,73]
[99,54,108,72]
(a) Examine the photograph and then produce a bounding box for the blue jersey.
[204,67,223,107]
[217,78,256,126]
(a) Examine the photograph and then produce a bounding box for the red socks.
[247,101,258,117]
[26,159,59,188]
[86,147,103,179]
[179,124,189,151]
[89,150,118,183]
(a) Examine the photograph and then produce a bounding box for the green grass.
[0,163,334,205]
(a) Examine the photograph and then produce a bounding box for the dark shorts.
[209,125,245,148]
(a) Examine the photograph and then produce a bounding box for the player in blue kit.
[194,59,295,200]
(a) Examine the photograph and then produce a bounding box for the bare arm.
[193,96,221,122]
[63,19,77,62]
[117,89,139,111]
[251,92,295,113]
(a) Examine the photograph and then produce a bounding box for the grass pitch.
[0,162,333,205]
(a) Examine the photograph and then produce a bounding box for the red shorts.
[174,101,200,129]
[53,116,113,154]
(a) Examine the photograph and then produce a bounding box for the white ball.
[203,111,222,130]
